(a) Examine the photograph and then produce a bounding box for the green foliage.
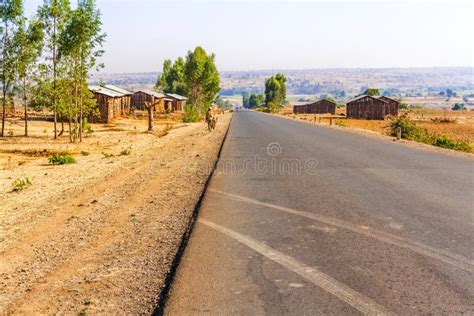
[335,120,348,127]
[264,73,287,111]
[82,117,93,135]
[215,97,232,110]
[12,177,32,192]
[80,150,89,156]
[120,147,131,156]
[48,153,76,164]
[101,151,113,158]
[243,93,264,108]
[182,104,201,122]
[157,57,186,95]
[390,116,472,152]
[431,135,471,152]
[452,103,465,111]
[389,116,430,143]
[364,88,380,96]
[184,46,220,115]
[255,107,270,113]
[399,102,409,110]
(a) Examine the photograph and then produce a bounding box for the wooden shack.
[346,95,397,120]
[165,93,187,112]
[377,96,399,117]
[293,99,336,114]
[101,84,133,115]
[132,90,166,111]
[89,86,125,123]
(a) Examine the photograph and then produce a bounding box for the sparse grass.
[80,151,90,156]
[12,177,32,192]
[101,151,114,158]
[120,147,131,156]
[48,154,76,165]
[335,120,348,127]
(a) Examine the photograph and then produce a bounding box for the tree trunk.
[23,78,28,137]
[79,49,84,142]
[52,17,57,139]
[1,89,6,137]
[147,105,154,131]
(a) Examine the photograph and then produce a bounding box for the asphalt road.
[164,111,474,315]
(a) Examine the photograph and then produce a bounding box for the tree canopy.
[264,72,287,113]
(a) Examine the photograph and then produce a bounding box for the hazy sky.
[24,0,474,73]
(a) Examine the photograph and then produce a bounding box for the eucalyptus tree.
[37,0,71,139]
[0,0,23,137]
[60,0,105,142]
[14,17,44,136]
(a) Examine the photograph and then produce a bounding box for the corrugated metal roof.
[102,84,133,95]
[89,85,124,97]
[166,93,187,100]
[347,94,387,104]
[377,95,399,103]
[137,89,166,99]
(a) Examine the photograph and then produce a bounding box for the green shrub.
[256,107,270,113]
[335,120,348,127]
[389,116,430,143]
[101,152,113,158]
[12,177,32,192]
[120,147,131,156]
[431,135,472,152]
[182,104,201,123]
[48,154,76,165]
[80,151,90,156]
[82,118,94,135]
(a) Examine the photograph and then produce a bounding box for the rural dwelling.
[89,85,126,123]
[101,84,133,115]
[165,93,187,112]
[293,99,336,114]
[132,90,169,112]
[346,95,399,120]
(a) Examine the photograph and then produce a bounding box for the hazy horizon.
[24,0,474,73]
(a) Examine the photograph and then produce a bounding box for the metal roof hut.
[101,84,133,116]
[132,89,170,112]
[377,95,399,117]
[165,93,187,112]
[89,86,125,123]
[293,99,336,114]
[346,95,394,120]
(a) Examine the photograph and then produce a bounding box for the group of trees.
[156,46,220,122]
[242,93,264,109]
[1,0,105,141]
[264,73,287,113]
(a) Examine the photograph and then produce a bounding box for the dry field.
[282,108,474,151]
[0,112,232,314]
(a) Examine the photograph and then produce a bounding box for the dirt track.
[0,113,231,314]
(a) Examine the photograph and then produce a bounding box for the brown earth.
[0,112,231,314]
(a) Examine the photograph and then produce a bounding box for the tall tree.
[14,16,44,136]
[184,46,220,117]
[59,0,105,142]
[157,57,186,95]
[0,0,23,137]
[38,0,71,139]
[264,72,287,112]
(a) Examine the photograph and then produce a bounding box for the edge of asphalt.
[259,110,474,160]
[152,113,234,315]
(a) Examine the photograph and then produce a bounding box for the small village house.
[346,94,399,120]
[89,85,127,123]
[165,93,187,112]
[293,99,336,114]
[132,90,169,112]
[101,84,133,115]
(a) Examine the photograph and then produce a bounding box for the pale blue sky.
[25,1,474,73]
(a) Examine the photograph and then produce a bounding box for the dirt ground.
[285,108,474,150]
[0,112,232,314]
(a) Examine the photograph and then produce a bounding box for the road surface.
[164,111,474,315]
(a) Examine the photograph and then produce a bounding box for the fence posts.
[396,127,401,140]
[330,118,333,126]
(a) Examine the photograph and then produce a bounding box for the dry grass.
[283,108,474,150]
